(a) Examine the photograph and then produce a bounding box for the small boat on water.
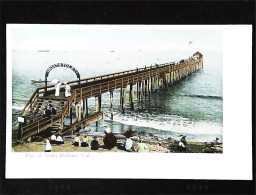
[38,50,49,52]
[31,79,51,84]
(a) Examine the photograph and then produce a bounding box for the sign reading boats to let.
[45,63,80,79]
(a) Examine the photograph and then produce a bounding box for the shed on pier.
[193,51,203,59]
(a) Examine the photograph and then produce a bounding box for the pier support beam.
[138,82,141,102]
[120,88,123,105]
[70,103,72,125]
[121,87,126,113]
[137,82,139,98]
[110,91,114,120]
[129,84,134,110]
[95,97,98,128]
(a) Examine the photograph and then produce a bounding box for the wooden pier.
[17,53,203,141]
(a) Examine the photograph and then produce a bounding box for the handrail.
[21,89,39,115]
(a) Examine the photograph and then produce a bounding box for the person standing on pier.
[65,82,71,97]
[55,81,61,97]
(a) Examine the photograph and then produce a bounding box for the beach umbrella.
[51,79,59,84]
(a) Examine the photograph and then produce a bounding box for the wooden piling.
[70,103,72,126]
[110,91,114,120]
[130,84,134,110]
[120,88,123,105]
[121,87,126,113]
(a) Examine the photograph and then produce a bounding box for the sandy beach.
[12,132,223,153]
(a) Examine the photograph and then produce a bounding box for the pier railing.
[21,58,201,115]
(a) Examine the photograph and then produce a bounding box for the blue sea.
[12,50,223,142]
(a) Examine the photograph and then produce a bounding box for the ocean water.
[12,50,223,142]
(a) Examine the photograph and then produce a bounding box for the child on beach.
[73,134,81,146]
[137,139,148,152]
[45,139,52,152]
[81,134,89,147]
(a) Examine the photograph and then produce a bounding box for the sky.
[10,25,222,52]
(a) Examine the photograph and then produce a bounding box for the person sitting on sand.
[45,139,52,152]
[178,141,186,148]
[215,137,219,145]
[181,135,187,145]
[56,135,64,145]
[124,131,135,152]
[137,139,148,152]
[103,127,117,149]
[125,137,134,152]
[81,134,89,147]
[50,134,57,144]
[73,134,81,147]
[91,136,99,150]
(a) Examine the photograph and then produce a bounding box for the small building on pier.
[193,51,203,59]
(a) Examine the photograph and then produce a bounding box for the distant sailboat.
[38,50,49,52]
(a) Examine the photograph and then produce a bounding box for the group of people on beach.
[73,134,100,150]
[44,127,150,152]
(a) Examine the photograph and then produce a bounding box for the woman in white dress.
[55,81,61,96]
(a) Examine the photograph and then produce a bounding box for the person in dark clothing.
[103,127,117,149]
[181,135,187,145]
[91,136,100,150]
[51,107,56,115]
[81,135,89,147]
[45,108,51,117]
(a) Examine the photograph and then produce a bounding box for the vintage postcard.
[6,25,252,179]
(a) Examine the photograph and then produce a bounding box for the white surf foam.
[12,105,25,110]
[107,112,223,135]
